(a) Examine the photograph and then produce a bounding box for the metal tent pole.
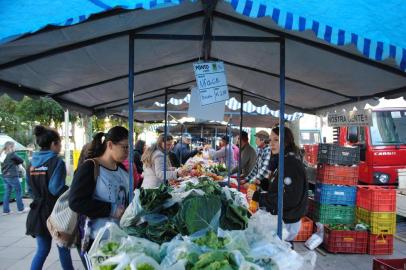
[128,34,135,201]
[180,124,183,165]
[238,91,243,191]
[164,88,168,184]
[227,123,232,187]
[277,38,286,239]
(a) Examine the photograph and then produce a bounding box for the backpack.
[47,159,99,248]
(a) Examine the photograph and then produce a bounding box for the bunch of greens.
[190,251,238,270]
[125,219,178,244]
[207,164,228,175]
[185,178,223,196]
[124,179,249,244]
[193,231,229,249]
[99,241,120,256]
[139,185,172,212]
[174,195,222,235]
[136,263,156,270]
[328,224,352,231]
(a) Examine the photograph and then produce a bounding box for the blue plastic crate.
[315,183,357,206]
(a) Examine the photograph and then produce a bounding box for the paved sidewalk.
[1,199,406,269]
[0,199,84,270]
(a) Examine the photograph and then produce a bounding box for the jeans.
[2,176,24,213]
[31,235,74,270]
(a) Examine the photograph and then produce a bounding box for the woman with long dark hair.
[251,126,308,248]
[69,126,129,253]
[26,126,73,270]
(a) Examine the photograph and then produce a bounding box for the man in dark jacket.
[173,133,202,165]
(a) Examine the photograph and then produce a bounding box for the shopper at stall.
[1,141,27,215]
[205,135,236,168]
[231,131,257,177]
[141,134,184,188]
[251,126,308,247]
[244,130,271,189]
[25,126,74,270]
[173,133,202,165]
[69,126,129,250]
[134,139,146,174]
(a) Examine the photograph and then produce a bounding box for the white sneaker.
[1,211,14,216]
[17,207,30,214]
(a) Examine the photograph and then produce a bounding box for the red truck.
[338,107,406,185]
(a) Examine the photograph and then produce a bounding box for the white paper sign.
[188,87,225,122]
[328,110,373,127]
[193,61,229,106]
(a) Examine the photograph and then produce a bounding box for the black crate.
[317,144,360,166]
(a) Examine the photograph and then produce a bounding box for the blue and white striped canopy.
[0,0,405,117]
[1,0,405,70]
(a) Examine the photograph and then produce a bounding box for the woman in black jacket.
[252,126,308,246]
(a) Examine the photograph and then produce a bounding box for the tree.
[15,96,65,127]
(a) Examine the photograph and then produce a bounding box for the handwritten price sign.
[193,62,229,106]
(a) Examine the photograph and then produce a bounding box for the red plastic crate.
[373,258,406,270]
[304,144,318,166]
[317,164,359,186]
[323,226,368,254]
[368,234,394,255]
[356,186,396,212]
[294,217,314,242]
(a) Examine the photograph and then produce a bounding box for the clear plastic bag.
[221,186,248,208]
[160,236,202,268]
[130,254,161,270]
[245,210,288,244]
[118,235,161,263]
[97,253,131,270]
[88,222,128,268]
[120,189,144,228]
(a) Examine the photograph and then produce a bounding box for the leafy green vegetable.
[125,219,178,244]
[140,184,172,212]
[191,251,238,270]
[99,265,117,270]
[185,178,222,196]
[136,263,155,270]
[100,241,120,256]
[220,203,249,231]
[193,231,229,249]
[176,195,222,235]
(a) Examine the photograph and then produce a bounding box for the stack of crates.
[314,144,360,225]
[356,186,397,255]
[314,144,365,253]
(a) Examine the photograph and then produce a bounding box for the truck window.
[370,110,406,146]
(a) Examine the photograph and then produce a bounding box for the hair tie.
[101,133,106,144]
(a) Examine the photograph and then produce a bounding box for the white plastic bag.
[120,189,144,228]
[305,222,324,251]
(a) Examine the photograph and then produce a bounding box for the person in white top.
[141,134,185,188]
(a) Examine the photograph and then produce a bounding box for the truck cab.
[338,108,406,185]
